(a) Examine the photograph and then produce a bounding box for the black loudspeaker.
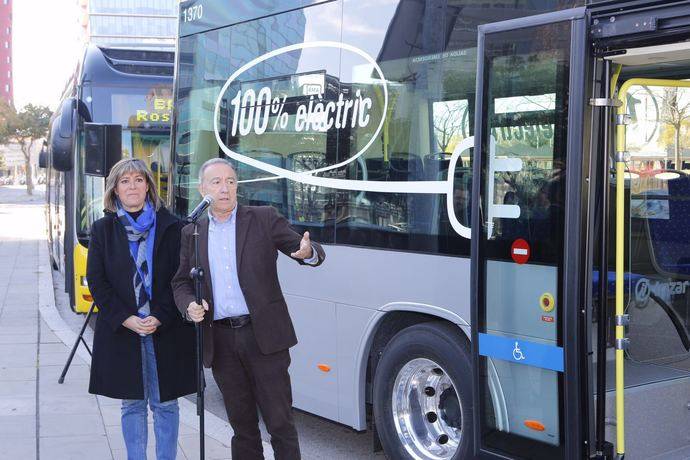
[84,123,122,177]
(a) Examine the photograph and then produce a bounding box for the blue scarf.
[116,199,156,318]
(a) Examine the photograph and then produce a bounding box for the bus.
[42,44,174,313]
[172,1,690,459]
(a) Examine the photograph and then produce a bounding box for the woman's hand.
[122,315,157,335]
[141,316,161,331]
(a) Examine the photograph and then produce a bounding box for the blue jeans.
[121,335,179,460]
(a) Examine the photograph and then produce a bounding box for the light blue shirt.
[208,206,319,320]
[208,206,250,319]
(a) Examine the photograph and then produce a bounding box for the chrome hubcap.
[392,358,462,460]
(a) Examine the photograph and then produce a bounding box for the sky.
[13,0,83,111]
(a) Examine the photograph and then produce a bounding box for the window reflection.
[173,0,584,256]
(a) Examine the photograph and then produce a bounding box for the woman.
[87,158,196,460]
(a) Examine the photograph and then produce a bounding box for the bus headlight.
[80,276,88,287]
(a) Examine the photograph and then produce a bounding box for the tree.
[0,100,14,144]
[658,87,690,170]
[433,101,467,153]
[8,104,52,195]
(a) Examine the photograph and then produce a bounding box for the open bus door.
[470,8,589,459]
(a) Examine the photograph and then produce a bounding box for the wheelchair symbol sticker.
[512,341,526,361]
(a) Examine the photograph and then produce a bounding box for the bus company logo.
[634,277,690,303]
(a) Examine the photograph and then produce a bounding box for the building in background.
[0,0,12,106]
[77,0,178,47]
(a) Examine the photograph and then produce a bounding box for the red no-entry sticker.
[511,239,530,264]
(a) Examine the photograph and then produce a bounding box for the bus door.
[470,8,588,460]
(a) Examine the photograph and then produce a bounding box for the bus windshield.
[76,84,173,239]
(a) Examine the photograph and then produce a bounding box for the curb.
[36,238,275,456]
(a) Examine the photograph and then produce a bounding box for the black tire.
[373,321,473,460]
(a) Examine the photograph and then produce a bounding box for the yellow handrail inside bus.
[614,76,690,458]
[611,64,625,458]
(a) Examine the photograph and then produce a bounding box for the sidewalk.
[0,186,272,460]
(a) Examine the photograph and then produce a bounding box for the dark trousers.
[211,322,300,460]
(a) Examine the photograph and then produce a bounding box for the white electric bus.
[172,1,690,459]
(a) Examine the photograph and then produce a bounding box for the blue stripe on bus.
[478,333,564,372]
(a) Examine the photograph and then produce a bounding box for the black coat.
[87,207,196,402]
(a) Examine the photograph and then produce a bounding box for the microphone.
[186,195,214,223]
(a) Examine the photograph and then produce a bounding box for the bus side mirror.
[84,122,122,177]
[50,99,76,172]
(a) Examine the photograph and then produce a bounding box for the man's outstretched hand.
[290,231,313,260]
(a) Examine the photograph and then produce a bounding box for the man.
[172,158,325,460]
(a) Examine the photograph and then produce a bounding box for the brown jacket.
[171,205,325,367]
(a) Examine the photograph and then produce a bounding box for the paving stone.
[0,316,38,328]
[0,379,36,398]
[0,310,38,319]
[0,332,38,344]
[99,403,121,427]
[39,376,90,398]
[40,413,105,437]
[39,435,111,460]
[179,422,197,436]
[0,344,36,367]
[97,395,122,406]
[179,434,232,460]
[0,438,36,460]
[111,445,188,460]
[39,327,61,344]
[40,363,90,382]
[0,366,36,381]
[39,395,100,415]
[0,414,36,439]
[0,326,37,337]
[0,396,36,416]
[38,352,76,367]
[39,342,72,354]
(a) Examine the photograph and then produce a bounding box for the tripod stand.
[58,302,96,384]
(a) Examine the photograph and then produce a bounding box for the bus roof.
[80,44,174,86]
[178,0,327,37]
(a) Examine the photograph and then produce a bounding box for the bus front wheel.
[373,322,473,459]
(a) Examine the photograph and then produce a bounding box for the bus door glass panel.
[476,20,572,459]
[622,83,690,375]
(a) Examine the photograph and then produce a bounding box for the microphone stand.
[189,217,205,459]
